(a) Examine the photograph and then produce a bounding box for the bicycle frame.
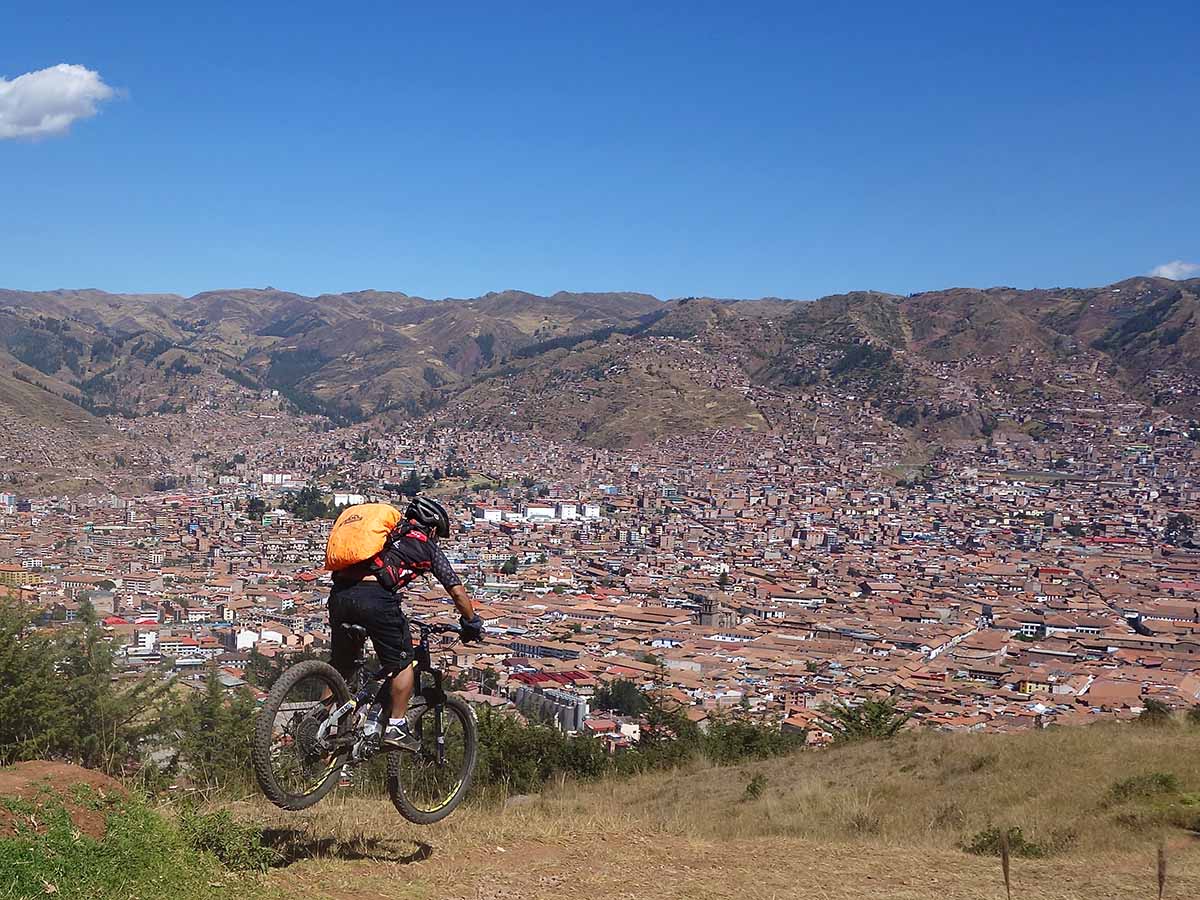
[315,620,457,764]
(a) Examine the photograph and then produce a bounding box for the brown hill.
[441,328,767,447]
[0,277,1196,454]
[0,287,666,425]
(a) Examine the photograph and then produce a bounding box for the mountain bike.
[251,619,478,824]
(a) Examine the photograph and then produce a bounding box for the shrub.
[1113,804,1200,833]
[1137,699,1175,727]
[469,702,801,798]
[819,698,911,744]
[176,670,257,796]
[0,600,174,773]
[0,796,251,899]
[743,773,768,802]
[1109,772,1180,803]
[473,707,609,796]
[704,716,804,764]
[962,825,1075,859]
[177,806,279,873]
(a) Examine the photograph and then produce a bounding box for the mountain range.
[0,276,1196,454]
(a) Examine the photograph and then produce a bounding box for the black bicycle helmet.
[405,495,451,539]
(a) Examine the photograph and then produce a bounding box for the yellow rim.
[413,779,462,812]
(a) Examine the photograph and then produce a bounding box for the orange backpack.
[324,502,403,571]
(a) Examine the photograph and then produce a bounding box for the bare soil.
[0,761,126,840]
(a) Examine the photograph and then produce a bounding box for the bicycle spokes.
[266,673,347,796]
[392,702,470,813]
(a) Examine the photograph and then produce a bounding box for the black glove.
[459,614,484,644]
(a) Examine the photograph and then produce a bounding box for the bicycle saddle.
[340,623,369,638]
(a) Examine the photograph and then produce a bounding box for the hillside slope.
[0,287,668,427]
[245,723,1200,900]
[0,277,1197,460]
[6,725,1200,899]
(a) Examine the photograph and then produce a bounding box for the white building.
[134,629,158,650]
[236,629,260,651]
[472,505,505,523]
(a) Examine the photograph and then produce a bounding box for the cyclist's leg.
[360,588,415,718]
[328,591,365,683]
[384,666,415,719]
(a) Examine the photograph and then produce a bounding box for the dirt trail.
[265,826,1200,900]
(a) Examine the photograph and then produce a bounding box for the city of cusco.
[3,4,1200,899]
[4,280,1200,739]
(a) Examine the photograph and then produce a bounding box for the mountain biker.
[327,495,484,750]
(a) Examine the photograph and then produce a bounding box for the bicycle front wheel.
[388,694,478,824]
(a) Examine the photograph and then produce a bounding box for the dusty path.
[256,807,1200,900]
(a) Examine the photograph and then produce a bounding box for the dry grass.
[237,723,1200,899]
[517,722,1200,853]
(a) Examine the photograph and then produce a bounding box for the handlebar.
[412,620,462,636]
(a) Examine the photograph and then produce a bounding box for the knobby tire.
[252,659,351,810]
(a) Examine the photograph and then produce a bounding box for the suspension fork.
[435,701,446,766]
[412,635,449,763]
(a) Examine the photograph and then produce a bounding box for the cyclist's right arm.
[448,583,476,621]
[429,545,476,621]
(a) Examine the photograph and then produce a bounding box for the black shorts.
[328,580,413,679]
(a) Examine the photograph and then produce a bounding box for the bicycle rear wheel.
[252,659,352,810]
[389,694,478,824]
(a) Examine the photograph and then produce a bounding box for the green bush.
[704,717,804,765]
[0,600,174,774]
[473,707,610,795]
[962,825,1076,859]
[1136,698,1175,727]
[1106,772,1200,832]
[743,773,768,802]
[177,806,279,873]
[175,673,258,796]
[0,796,258,900]
[1109,772,1179,803]
[819,698,910,744]
[470,700,801,798]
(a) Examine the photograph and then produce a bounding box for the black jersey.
[385,530,462,591]
[332,525,461,592]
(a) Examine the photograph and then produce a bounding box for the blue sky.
[2,1,1197,299]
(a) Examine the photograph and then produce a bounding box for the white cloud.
[0,64,117,140]
[1149,260,1200,280]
